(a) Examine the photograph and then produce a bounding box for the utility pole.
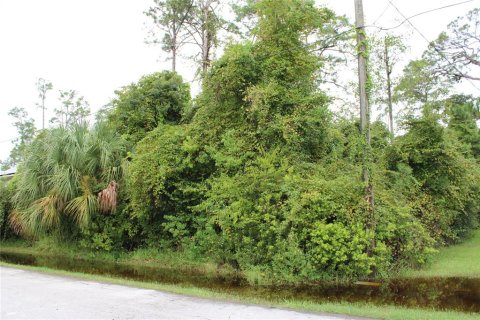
[384,37,394,136]
[355,0,368,139]
[354,0,375,247]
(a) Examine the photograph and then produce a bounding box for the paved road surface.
[1,266,367,320]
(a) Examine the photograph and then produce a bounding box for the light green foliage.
[444,94,480,158]
[396,9,480,107]
[394,59,447,106]
[50,90,90,127]
[144,0,193,71]
[386,112,480,244]
[308,222,373,277]
[10,123,127,238]
[108,71,191,144]
[1,107,36,170]
[395,9,480,108]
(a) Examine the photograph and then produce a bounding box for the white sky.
[1,0,479,163]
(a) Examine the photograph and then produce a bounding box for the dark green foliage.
[79,196,142,252]
[0,180,16,240]
[108,71,191,143]
[129,125,213,247]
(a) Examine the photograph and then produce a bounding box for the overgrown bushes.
[124,0,444,283]
[3,0,479,285]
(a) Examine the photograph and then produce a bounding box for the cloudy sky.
[0,0,479,165]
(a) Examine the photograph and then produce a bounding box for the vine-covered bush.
[108,71,191,144]
[124,0,444,283]
[129,125,214,248]
[386,113,480,244]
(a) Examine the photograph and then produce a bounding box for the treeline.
[1,0,479,283]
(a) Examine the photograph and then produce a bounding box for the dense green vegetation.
[107,71,191,144]
[1,0,479,289]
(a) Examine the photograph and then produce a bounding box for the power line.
[387,1,437,44]
[387,0,480,91]
[372,3,391,26]
[376,0,477,31]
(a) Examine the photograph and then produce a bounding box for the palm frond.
[10,121,126,233]
[65,194,98,228]
[48,166,80,201]
[31,195,63,229]
[8,209,28,236]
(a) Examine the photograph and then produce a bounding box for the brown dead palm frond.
[9,209,27,236]
[32,195,64,229]
[98,181,118,214]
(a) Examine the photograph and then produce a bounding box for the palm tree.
[9,122,126,237]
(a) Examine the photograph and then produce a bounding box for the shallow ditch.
[1,251,478,313]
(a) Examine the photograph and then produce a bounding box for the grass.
[1,261,478,320]
[400,229,480,278]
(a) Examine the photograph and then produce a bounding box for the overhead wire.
[375,0,477,31]
[3,0,479,141]
[387,0,480,91]
[372,3,391,26]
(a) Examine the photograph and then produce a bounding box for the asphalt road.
[0,266,367,320]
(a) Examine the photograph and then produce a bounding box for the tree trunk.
[172,46,177,72]
[384,39,394,136]
[42,96,45,130]
[201,6,209,73]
